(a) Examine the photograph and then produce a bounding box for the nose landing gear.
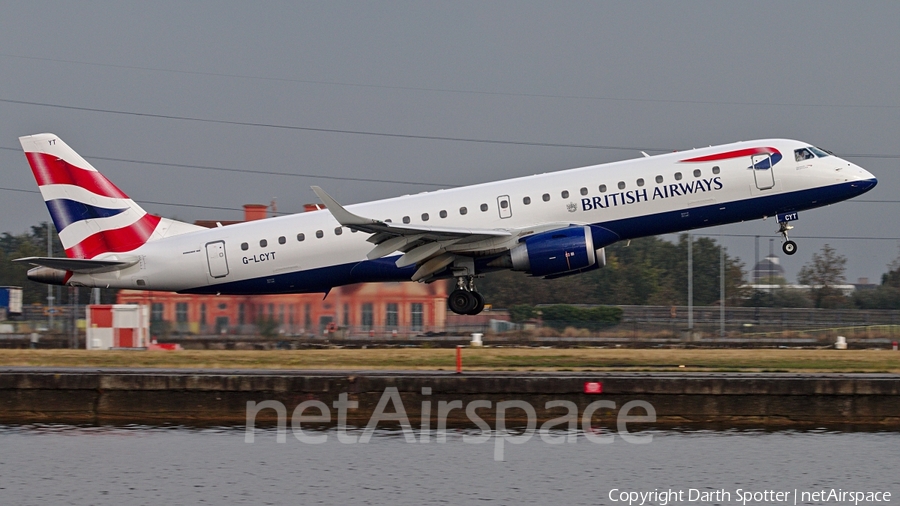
[777,217,797,255]
[448,275,485,315]
[775,212,800,256]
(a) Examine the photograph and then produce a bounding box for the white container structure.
[86,304,150,349]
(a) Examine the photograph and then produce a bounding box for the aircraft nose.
[851,166,877,193]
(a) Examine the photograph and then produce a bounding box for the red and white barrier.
[86,304,149,350]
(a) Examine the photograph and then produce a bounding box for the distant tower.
[752,254,785,283]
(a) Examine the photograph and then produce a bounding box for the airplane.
[15,133,876,315]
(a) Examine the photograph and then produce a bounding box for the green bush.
[539,305,623,331]
[509,304,537,323]
[256,317,280,339]
[510,304,622,330]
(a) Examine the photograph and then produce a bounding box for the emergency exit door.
[497,195,512,219]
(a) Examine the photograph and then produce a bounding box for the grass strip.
[0,348,897,373]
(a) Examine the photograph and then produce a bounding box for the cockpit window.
[794,148,815,162]
[809,146,831,158]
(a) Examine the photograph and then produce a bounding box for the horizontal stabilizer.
[13,256,138,274]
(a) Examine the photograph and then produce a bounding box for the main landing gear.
[778,221,797,256]
[448,275,485,315]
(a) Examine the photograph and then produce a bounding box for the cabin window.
[599,184,607,193]
[440,210,447,218]
[542,193,550,202]
[460,207,468,215]
[500,200,508,209]
[712,166,720,175]
[403,216,410,224]
[297,233,305,242]
[334,227,342,235]
[315,230,323,239]
[693,169,701,178]
[241,242,249,251]
[523,196,531,205]
[422,213,429,221]
[580,187,588,196]
[561,190,569,199]
[278,236,286,245]
[260,239,267,247]
[480,203,488,212]
[618,181,626,190]
[655,175,663,183]
[636,178,644,187]
[674,172,683,181]
[384,219,392,223]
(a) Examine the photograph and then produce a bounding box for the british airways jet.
[15,133,876,315]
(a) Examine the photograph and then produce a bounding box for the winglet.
[310,186,382,227]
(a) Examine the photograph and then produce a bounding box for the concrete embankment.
[0,368,898,427]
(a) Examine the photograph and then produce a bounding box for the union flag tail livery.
[20,133,163,259]
[19,134,202,260]
[15,132,876,315]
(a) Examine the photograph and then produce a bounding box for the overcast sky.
[1,1,898,283]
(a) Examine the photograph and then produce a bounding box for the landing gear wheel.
[449,289,477,315]
[466,292,485,315]
[777,219,797,256]
[782,240,797,255]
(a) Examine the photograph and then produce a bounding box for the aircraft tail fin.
[19,133,202,259]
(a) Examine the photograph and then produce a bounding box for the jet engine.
[509,225,613,277]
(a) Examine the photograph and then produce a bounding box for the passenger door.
[751,154,776,190]
[205,241,229,278]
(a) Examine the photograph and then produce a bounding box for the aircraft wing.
[13,256,139,274]
[312,186,519,280]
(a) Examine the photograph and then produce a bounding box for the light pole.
[720,231,725,337]
[687,234,693,334]
[47,222,54,332]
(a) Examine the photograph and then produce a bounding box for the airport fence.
[6,304,900,348]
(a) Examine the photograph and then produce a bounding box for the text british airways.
[582,177,723,212]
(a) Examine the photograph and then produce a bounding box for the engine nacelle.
[26,266,70,285]
[510,225,609,277]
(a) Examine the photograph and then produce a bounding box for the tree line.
[0,223,115,307]
[478,234,747,308]
[479,236,900,310]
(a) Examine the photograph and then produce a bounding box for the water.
[0,425,897,505]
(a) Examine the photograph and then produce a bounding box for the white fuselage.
[68,139,876,294]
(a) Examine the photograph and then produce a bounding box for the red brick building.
[117,282,447,337]
[116,204,448,337]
